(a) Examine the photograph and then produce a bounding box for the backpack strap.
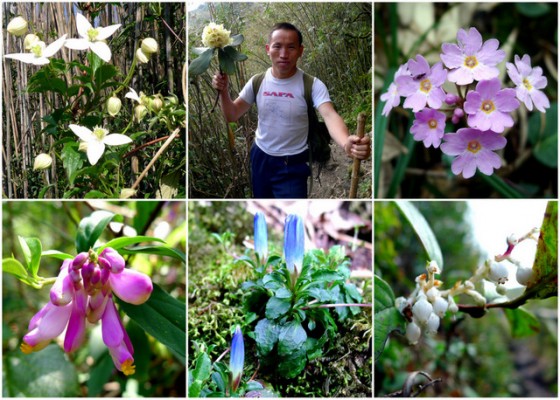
[303,72,317,196]
[251,72,266,106]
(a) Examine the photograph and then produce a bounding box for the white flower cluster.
[202,22,232,49]
[397,228,539,345]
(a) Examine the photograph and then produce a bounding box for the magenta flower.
[441,128,507,178]
[464,78,519,133]
[20,247,153,376]
[380,64,410,116]
[506,54,550,113]
[396,55,447,112]
[441,27,505,85]
[410,108,446,148]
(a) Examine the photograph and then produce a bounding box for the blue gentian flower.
[284,214,304,276]
[230,325,245,392]
[254,212,268,263]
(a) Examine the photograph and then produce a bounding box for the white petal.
[87,140,105,165]
[4,53,39,64]
[125,88,141,103]
[31,57,51,66]
[103,134,133,146]
[64,38,91,51]
[75,13,93,39]
[97,24,121,40]
[69,124,94,141]
[42,34,67,58]
[90,41,111,62]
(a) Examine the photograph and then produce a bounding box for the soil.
[309,141,372,199]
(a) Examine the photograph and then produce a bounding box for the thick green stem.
[112,56,138,97]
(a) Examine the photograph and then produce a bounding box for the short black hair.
[268,22,303,46]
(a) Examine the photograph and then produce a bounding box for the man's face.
[266,29,303,77]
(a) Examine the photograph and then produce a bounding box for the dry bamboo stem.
[349,112,366,198]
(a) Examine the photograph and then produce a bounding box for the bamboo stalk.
[349,112,366,198]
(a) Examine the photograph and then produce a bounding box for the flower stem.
[113,55,138,97]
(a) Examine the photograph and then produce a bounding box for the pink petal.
[101,297,124,348]
[109,268,153,305]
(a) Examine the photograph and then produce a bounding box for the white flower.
[33,153,53,170]
[64,13,121,62]
[125,87,143,103]
[141,38,158,54]
[406,321,422,345]
[447,296,458,313]
[4,34,67,65]
[135,48,149,64]
[432,297,448,318]
[516,267,533,286]
[202,23,232,49]
[425,313,440,335]
[412,298,433,325]
[107,96,122,117]
[69,124,132,165]
[488,263,508,285]
[7,16,28,36]
[24,34,40,50]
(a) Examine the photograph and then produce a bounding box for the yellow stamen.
[464,56,478,69]
[523,78,532,90]
[419,79,432,93]
[480,100,495,114]
[428,119,438,129]
[121,359,136,376]
[467,140,482,154]
[87,28,99,42]
[20,342,34,354]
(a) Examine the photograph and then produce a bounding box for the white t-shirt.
[238,68,331,156]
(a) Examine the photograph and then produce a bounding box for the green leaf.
[230,33,244,46]
[87,351,114,397]
[395,201,444,270]
[3,344,79,397]
[374,275,406,361]
[117,283,186,363]
[97,236,165,251]
[40,250,74,261]
[277,320,308,378]
[217,48,236,75]
[188,352,212,397]
[188,47,215,76]
[265,296,292,320]
[75,210,115,253]
[503,307,540,338]
[254,318,280,357]
[94,64,118,89]
[516,2,550,17]
[2,258,29,281]
[534,133,558,168]
[61,143,84,185]
[191,46,210,55]
[118,245,186,263]
[133,202,162,233]
[84,190,107,199]
[23,237,42,277]
[222,45,248,62]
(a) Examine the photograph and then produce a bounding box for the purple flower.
[506,54,550,113]
[102,296,135,375]
[396,55,447,112]
[108,268,153,305]
[380,64,410,116]
[441,128,507,178]
[464,78,519,133]
[441,27,505,85]
[284,214,304,276]
[254,211,268,263]
[410,108,446,148]
[230,325,245,393]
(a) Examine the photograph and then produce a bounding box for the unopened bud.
[33,153,52,170]
[141,37,158,54]
[24,34,40,50]
[426,313,440,335]
[134,104,148,122]
[107,96,122,117]
[412,298,433,325]
[516,267,533,286]
[7,16,28,36]
[135,48,149,64]
[406,321,422,345]
[432,297,448,318]
[151,96,163,113]
[489,263,508,285]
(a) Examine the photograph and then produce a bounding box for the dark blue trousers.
[250,143,310,198]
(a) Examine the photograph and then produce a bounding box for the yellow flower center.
[467,140,482,154]
[464,56,478,69]
[523,78,532,90]
[420,79,432,93]
[428,119,438,129]
[121,359,136,376]
[31,43,43,57]
[20,342,34,354]
[481,100,495,114]
[92,127,107,140]
[87,27,99,42]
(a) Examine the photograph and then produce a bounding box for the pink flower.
[441,27,505,85]
[380,64,410,116]
[506,54,550,113]
[410,108,446,148]
[464,78,519,133]
[396,55,447,112]
[441,128,507,178]
[102,296,135,375]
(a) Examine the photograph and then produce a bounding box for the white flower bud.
[448,296,458,313]
[412,298,433,325]
[106,96,122,117]
[496,285,507,295]
[395,296,408,314]
[33,153,52,170]
[406,321,421,345]
[425,313,440,335]
[119,188,137,199]
[7,16,28,36]
[427,260,441,274]
[464,280,475,290]
[489,263,508,285]
[135,48,149,63]
[466,289,486,306]
[134,104,148,122]
[516,267,533,286]
[426,287,439,303]
[151,96,163,113]
[507,234,519,246]
[23,34,40,50]
[141,37,158,54]
[432,297,448,318]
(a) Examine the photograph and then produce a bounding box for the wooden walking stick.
[349,112,366,198]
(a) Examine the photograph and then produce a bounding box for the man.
[212,22,371,198]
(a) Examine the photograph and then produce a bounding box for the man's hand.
[212,72,228,91]
[344,135,371,160]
